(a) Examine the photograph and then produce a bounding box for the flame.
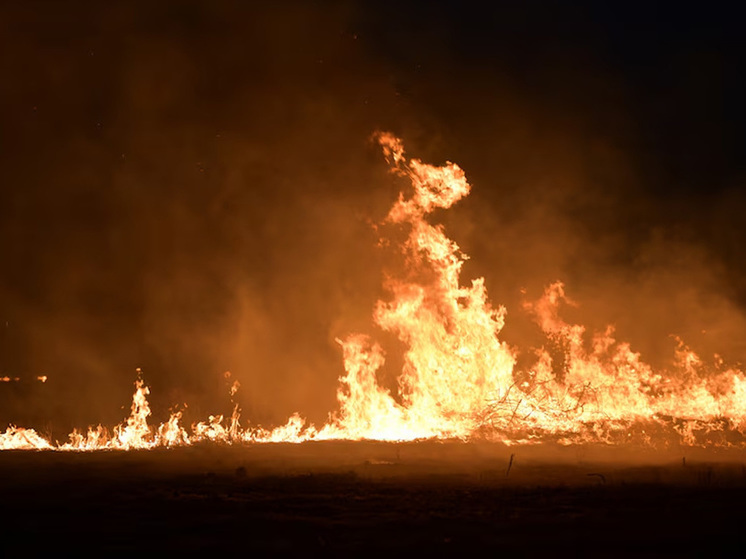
[0,426,54,450]
[59,370,190,450]
[316,132,514,440]
[3,132,746,450]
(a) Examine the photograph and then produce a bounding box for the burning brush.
[2,133,746,451]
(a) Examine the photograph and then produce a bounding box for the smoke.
[0,1,404,430]
[0,1,744,433]
[357,3,746,372]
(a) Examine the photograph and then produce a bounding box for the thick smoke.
[0,2,744,436]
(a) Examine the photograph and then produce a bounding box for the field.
[1,441,745,556]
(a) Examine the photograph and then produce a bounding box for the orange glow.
[2,133,746,450]
[0,426,53,450]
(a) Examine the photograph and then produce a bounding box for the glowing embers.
[0,376,46,382]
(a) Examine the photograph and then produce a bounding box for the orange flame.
[3,133,746,450]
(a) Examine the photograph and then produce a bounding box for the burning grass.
[3,133,746,451]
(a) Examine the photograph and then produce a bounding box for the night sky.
[1,1,745,434]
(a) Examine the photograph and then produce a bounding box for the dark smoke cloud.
[0,1,744,433]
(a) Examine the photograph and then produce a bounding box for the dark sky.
[1,1,745,432]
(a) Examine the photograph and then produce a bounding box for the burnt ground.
[1,441,745,556]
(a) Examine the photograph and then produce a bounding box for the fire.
[61,370,190,450]
[0,376,46,382]
[0,426,53,450]
[317,132,515,441]
[2,132,746,450]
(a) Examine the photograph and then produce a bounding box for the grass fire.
[3,134,746,451]
[2,3,746,554]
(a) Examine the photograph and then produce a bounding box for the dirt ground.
[1,441,745,556]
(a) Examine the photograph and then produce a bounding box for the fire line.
[2,133,745,450]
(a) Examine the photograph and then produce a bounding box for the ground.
[1,441,745,556]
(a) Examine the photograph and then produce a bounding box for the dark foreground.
[1,441,746,556]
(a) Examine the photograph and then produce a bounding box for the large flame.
[3,132,746,450]
[317,132,515,441]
